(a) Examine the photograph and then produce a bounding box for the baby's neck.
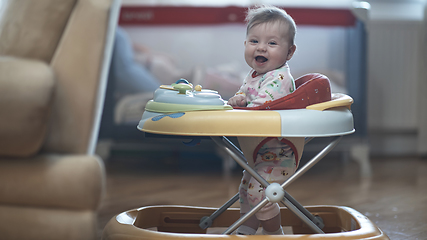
[252,63,288,78]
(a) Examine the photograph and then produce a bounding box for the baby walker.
[102,74,389,239]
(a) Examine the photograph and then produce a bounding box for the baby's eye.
[249,39,258,44]
[268,41,277,45]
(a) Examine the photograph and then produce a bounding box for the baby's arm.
[228,94,246,107]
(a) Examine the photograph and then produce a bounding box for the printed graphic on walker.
[152,112,185,121]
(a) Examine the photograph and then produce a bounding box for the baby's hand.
[228,95,246,107]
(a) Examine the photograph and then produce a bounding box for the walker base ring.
[103,205,389,239]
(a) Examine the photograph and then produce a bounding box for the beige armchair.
[0,0,120,239]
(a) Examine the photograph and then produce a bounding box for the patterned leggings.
[239,138,298,221]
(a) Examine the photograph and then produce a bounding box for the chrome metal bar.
[280,197,324,233]
[283,192,324,229]
[211,137,270,187]
[222,197,270,234]
[305,137,315,144]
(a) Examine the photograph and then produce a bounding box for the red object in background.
[119,6,356,26]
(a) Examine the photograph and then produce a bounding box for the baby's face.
[244,21,294,75]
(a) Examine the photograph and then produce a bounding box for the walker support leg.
[283,192,324,229]
[198,138,246,229]
[278,136,343,229]
[212,137,326,234]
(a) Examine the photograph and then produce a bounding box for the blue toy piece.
[175,78,190,84]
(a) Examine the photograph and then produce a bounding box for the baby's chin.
[252,62,286,75]
[254,67,275,75]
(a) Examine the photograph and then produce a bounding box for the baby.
[228,5,298,235]
[228,5,296,108]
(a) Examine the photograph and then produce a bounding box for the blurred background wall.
[104,0,426,158]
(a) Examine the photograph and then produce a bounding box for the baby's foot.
[236,225,257,235]
[262,226,284,235]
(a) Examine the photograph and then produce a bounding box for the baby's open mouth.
[255,56,268,63]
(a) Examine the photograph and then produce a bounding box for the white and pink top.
[234,64,296,107]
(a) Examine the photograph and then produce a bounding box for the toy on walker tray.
[103,74,389,240]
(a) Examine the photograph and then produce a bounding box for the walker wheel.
[199,216,212,229]
[265,183,285,203]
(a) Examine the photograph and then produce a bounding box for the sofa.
[0,0,120,239]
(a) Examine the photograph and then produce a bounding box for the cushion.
[0,205,97,240]
[0,57,55,157]
[0,154,105,210]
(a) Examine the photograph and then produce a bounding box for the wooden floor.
[97,145,427,239]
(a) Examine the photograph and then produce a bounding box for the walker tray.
[138,77,355,138]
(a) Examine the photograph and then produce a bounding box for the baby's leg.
[236,214,259,235]
[247,176,282,234]
[237,171,259,235]
[236,137,299,235]
[260,214,283,235]
[248,162,296,235]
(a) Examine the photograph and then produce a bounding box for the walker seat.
[103,74,389,239]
